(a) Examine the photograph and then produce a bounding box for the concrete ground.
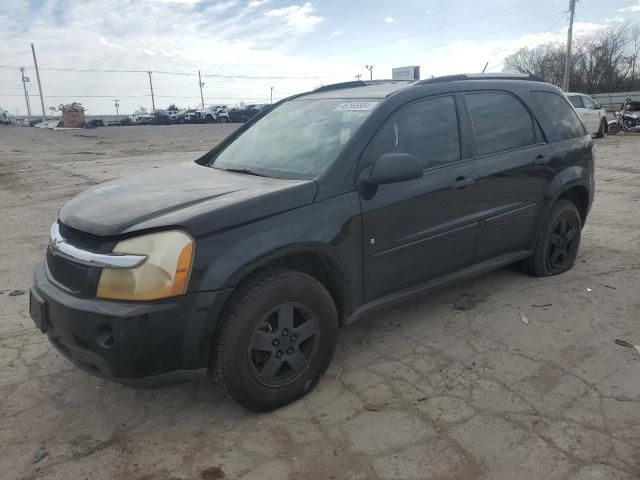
[0,125,639,480]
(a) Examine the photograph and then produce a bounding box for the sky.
[1,0,639,116]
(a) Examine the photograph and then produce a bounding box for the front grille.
[46,249,98,295]
[46,222,111,295]
[58,223,106,252]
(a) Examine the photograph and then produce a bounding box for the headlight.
[97,230,194,301]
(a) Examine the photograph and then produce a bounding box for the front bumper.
[31,261,232,387]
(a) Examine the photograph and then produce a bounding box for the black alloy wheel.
[548,219,578,269]
[248,302,320,387]
[213,268,338,411]
[521,199,582,277]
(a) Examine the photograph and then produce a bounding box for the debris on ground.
[519,312,529,325]
[532,303,552,308]
[601,284,616,290]
[614,339,640,355]
[32,447,48,464]
[8,289,25,296]
[586,288,592,292]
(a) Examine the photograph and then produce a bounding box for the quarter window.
[531,91,586,141]
[365,96,460,170]
[466,92,536,156]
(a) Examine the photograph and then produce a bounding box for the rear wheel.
[212,268,338,411]
[521,199,582,277]
[595,119,606,138]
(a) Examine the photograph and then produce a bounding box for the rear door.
[359,94,481,301]
[465,90,554,261]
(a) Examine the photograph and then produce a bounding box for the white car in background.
[566,92,608,138]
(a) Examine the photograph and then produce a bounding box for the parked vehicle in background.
[150,111,172,125]
[229,104,270,123]
[30,74,594,411]
[171,109,195,124]
[196,105,229,123]
[566,93,608,138]
[182,109,198,124]
[607,96,640,134]
[1,109,10,125]
[129,111,153,125]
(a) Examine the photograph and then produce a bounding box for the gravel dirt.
[1,125,639,480]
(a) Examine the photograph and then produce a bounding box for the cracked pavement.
[0,125,639,480]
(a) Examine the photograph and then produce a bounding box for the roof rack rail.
[416,73,544,85]
[313,81,367,93]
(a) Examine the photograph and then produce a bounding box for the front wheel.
[212,268,338,411]
[521,199,582,277]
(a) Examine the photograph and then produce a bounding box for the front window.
[211,99,378,179]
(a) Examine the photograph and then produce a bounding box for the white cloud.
[619,1,640,12]
[329,29,343,38]
[264,2,323,32]
[605,17,624,23]
[248,0,270,8]
[0,0,351,115]
[425,9,434,14]
[151,0,201,3]
[384,17,395,23]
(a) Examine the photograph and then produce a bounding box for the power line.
[371,11,568,63]
[1,65,330,80]
[318,0,538,59]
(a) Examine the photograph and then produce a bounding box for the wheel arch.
[220,244,353,324]
[556,185,590,226]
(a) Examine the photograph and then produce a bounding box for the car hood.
[60,162,318,237]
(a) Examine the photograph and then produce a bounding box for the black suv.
[30,74,594,411]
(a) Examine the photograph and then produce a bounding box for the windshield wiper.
[222,168,269,178]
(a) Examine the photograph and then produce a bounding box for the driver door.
[359,95,481,302]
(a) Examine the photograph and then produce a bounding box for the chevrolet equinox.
[31,74,594,411]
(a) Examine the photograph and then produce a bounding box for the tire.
[205,115,214,123]
[213,267,338,411]
[595,119,606,138]
[521,199,582,277]
[218,117,228,124]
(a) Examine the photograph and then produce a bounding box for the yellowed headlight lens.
[97,231,194,301]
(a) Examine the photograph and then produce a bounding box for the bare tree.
[503,22,639,93]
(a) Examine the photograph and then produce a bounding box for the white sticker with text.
[335,102,379,111]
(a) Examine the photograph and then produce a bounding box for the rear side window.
[567,95,583,108]
[365,95,460,170]
[466,92,536,156]
[531,91,586,140]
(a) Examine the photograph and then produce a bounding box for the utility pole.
[365,65,374,80]
[198,71,205,108]
[20,67,32,118]
[147,71,156,111]
[270,86,273,104]
[482,61,489,73]
[30,44,46,122]
[113,99,120,118]
[355,73,362,80]
[562,0,577,91]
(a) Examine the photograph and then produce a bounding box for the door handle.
[534,154,550,165]
[451,176,475,189]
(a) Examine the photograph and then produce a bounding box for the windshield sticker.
[335,102,379,111]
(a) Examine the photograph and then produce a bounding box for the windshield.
[211,98,378,179]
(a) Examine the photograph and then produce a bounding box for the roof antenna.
[482,61,489,73]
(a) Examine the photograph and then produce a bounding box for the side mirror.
[363,152,423,186]
[593,103,600,110]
